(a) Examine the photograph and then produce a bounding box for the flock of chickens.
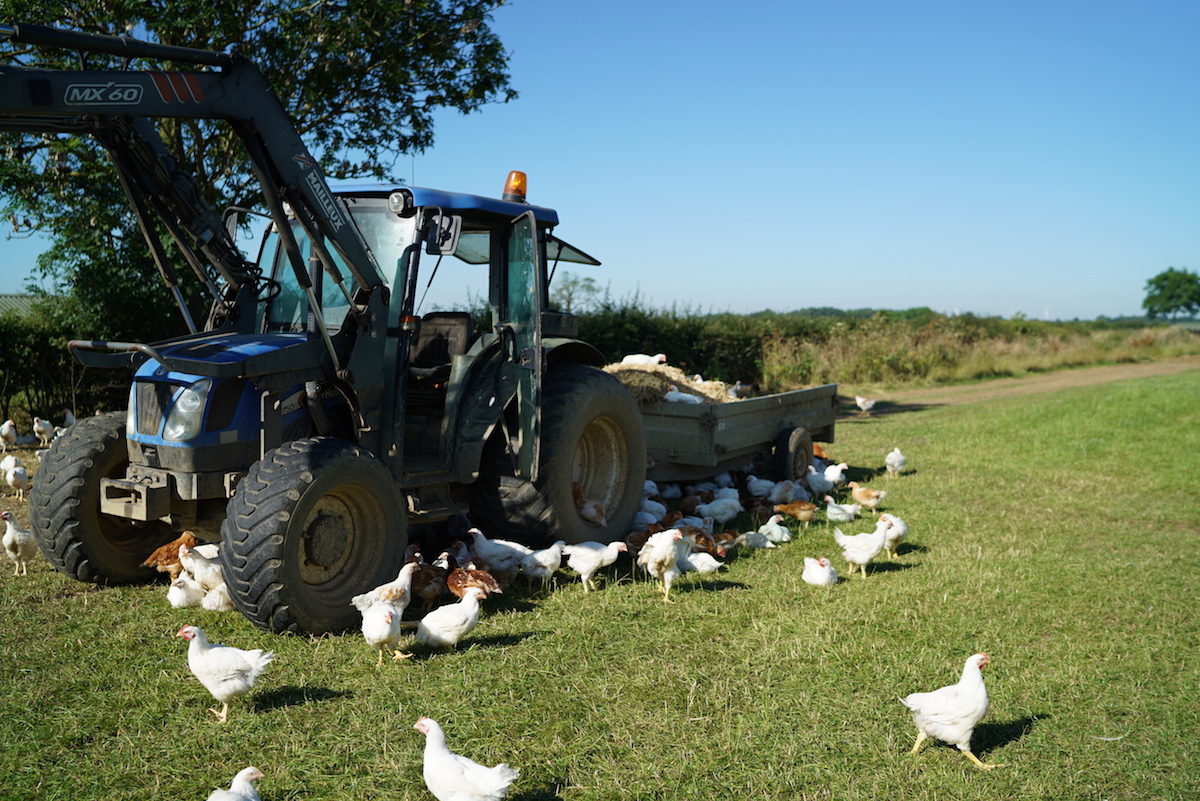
[1,397,1001,799]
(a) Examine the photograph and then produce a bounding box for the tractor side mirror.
[425,213,462,256]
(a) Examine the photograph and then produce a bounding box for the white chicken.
[733,529,777,550]
[350,561,419,614]
[678,551,724,574]
[167,572,205,608]
[415,586,486,650]
[658,481,683,500]
[32,416,55,447]
[201,582,237,612]
[176,625,274,723]
[801,556,838,586]
[2,510,37,576]
[822,462,849,488]
[562,539,627,591]
[206,766,264,801]
[0,454,19,473]
[4,464,29,501]
[694,497,743,526]
[414,716,519,801]
[767,479,797,504]
[885,446,907,476]
[757,514,792,544]
[640,494,668,522]
[179,543,224,591]
[744,474,776,498]
[620,352,666,366]
[520,540,566,585]
[636,528,690,602]
[833,520,889,579]
[467,528,532,588]
[663,384,703,404]
[0,419,17,451]
[902,653,998,770]
[854,394,877,413]
[804,465,834,497]
[879,512,909,559]
[360,600,406,664]
[823,495,861,524]
[60,408,77,428]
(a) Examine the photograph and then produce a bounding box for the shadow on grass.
[254,685,350,712]
[404,631,540,662]
[682,579,751,595]
[865,561,920,576]
[897,542,928,556]
[838,398,947,418]
[976,713,1051,757]
[515,783,565,801]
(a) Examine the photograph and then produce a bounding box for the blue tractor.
[3,23,645,634]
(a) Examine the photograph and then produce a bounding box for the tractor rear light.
[502,171,527,203]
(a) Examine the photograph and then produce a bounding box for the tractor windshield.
[261,200,417,332]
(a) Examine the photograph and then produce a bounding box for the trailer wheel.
[471,363,646,547]
[771,426,814,481]
[27,412,176,584]
[220,437,404,634]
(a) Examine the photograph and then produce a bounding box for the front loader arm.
[0,22,387,298]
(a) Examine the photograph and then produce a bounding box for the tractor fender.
[452,337,605,480]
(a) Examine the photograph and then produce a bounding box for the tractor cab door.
[499,211,544,480]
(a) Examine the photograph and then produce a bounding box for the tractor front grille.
[135,381,177,436]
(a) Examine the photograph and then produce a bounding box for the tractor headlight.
[163,379,212,441]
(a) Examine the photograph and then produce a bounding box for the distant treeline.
[573,302,1198,392]
[3,296,1197,424]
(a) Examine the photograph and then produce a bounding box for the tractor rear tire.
[27,412,176,584]
[220,437,404,634]
[471,363,645,547]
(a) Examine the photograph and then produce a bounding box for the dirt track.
[847,354,1200,414]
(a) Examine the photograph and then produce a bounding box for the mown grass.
[2,368,1199,800]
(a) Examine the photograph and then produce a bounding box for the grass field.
[1,368,1198,800]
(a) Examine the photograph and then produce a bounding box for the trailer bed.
[641,383,838,483]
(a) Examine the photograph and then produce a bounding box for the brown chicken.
[746,496,777,525]
[446,566,503,600]
[626,511,683,555]
[571,481,608,527]
[712,529,738,553]
[141,531,197,579]
[408,553,450,611]
[848,481,888,514]
[680,525,726,558]
[773,500,818,527]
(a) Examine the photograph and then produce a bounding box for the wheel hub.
[299,499,354,583]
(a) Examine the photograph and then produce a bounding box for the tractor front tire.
[220,437,404,634]
[471,363,646,547]
[28,412,175,584]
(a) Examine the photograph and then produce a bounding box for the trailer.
[641,384,838,484]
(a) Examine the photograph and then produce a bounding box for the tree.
[550,271,601,314]
[0,0,517,341]
[1143,267,1200,320]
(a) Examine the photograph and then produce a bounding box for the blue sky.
[4,1,1198,320]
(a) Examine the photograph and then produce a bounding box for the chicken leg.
[210,703,231,724]
[910,730,1002,770]
[961,750,1002,770]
